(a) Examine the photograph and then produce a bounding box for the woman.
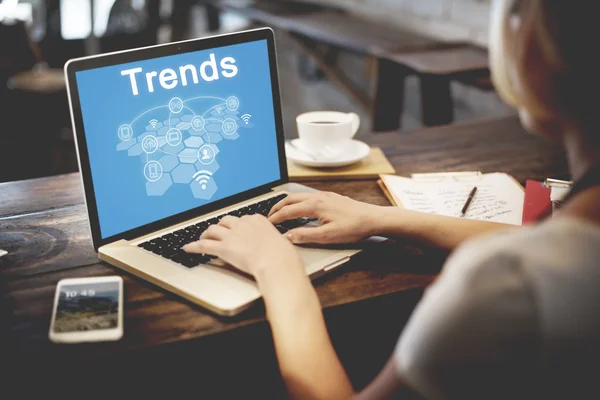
[185,1,600,398]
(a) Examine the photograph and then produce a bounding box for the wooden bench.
[217,1,439,53]
[373,44,490,131]
[215,1,491,132]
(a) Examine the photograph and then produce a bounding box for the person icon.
[198,145,216,165]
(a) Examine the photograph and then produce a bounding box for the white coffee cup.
[296,111,360,151]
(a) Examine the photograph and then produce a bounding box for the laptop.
[65,28,375,316]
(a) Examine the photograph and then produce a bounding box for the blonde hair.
[490,0,600,132]
[490,0,521,107]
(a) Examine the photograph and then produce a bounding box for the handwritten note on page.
[380,173,525,225]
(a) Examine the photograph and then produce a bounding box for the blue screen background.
[76,40,281,239]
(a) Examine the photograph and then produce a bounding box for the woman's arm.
[268,192,515,251]
[257,265,354,400]
[377,207,514,250]
[184,215,354,399]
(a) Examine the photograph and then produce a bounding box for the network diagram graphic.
[116,95,253,200]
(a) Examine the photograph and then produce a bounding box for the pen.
[460,186,478,217]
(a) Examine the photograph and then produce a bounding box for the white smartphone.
[49,276,124,343]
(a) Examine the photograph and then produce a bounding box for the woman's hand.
[183,215,304,280]
[268,191,386,244]
[183,215,319,334]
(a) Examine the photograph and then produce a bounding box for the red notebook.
[523,180,552,224]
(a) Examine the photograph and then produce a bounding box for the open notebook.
[379,172,525,225]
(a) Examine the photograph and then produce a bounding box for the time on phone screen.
[53,282,119,333]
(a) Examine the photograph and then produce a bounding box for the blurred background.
[0,0,512,183]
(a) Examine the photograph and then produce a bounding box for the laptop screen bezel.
[65,28,289,250]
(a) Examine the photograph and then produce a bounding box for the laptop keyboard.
[137,194,313,268]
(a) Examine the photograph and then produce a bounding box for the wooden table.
[7,69,66,93]
[0,116,569,396]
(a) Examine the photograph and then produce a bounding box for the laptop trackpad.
[295,244,356,275]
[297,246,335,265]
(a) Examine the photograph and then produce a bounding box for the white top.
[394,218,600,400]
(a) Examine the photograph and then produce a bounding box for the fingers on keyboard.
[138,194,291,268]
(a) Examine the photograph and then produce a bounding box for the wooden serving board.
[287,147,396,181]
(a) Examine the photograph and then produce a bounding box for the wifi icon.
[192,170,213,190]
[149,119,159,128]
[241,114,252,124]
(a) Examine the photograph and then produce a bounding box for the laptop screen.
[75,39,282,239]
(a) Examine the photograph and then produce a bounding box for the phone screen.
[53,281,120,333]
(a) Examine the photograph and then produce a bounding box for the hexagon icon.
[157,126,170,136]
[221,131,240,141]
[156,136,167,148]
[117,140,136,151]
[176,121,191,131]
[128,143,144,156]
[203,131,223,144]
[163,118,180,126]
[184,136,204,148]
[188,128,204,137]
[145,173,172,196]
[205,121,224,133]
[190,176,218,200]
[172,163,196,184]
[178,148,198,164]
[163,142,185,156]
[209,143,220,156]
[159,154,179,172]
[194,159,220,175]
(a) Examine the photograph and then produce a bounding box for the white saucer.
[286,139,370,168]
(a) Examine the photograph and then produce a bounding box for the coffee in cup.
[296,111,360,152]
